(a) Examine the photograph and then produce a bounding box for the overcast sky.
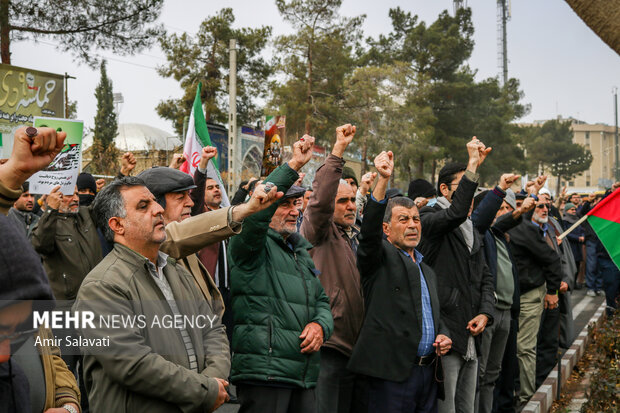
[12,0,620,136]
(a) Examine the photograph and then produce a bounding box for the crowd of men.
[0,124,618,413]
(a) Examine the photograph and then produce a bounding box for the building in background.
[524,117,618,194]
[82,123,181,174]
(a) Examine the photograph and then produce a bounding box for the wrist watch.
[62,404,78,413]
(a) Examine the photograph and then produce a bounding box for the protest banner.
[28,117,84,195]
[0,64,65,158]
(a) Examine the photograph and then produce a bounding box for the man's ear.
[382,222,390,238]
[108,217,125,238]
[439,183,449,198]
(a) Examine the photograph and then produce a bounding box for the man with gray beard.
[507,192,564,406]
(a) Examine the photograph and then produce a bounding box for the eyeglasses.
[0,328,38,343]
[536,204,549,209]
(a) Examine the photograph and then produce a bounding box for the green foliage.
[581,315,619,413]
[157,8,272,136]
[363,7,528,185]
[91,61,119,175]
[3,0,163,66]
[269,0,365,142]
[522,119,593,193]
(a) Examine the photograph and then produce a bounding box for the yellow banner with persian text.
[0,64,65,157]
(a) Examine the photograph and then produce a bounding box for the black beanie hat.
[77,172,97,194]
[408,178,436,200]
[0,214,54,310]
[342,166,358,187]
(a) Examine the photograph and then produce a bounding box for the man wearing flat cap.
[137,166,284,319]
[228,136,334,413]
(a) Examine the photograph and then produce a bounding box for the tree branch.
[10,5,152,36]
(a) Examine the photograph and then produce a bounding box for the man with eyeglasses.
[507,179,564,406]
[417,137,496,413]
[300,124,365,413]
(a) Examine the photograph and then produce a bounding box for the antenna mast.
[497,0,510,85]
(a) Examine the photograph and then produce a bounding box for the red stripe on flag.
[586,188,620,224]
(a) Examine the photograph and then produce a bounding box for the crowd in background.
[0,125,618,413]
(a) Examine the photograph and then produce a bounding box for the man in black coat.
[348,150,452,413]
[418,137,496,413]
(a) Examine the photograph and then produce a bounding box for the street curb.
[522,301,608,413]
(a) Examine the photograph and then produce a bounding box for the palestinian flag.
[586,188,620,269]
[180,82,230,207]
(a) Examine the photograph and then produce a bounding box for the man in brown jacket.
[300,124,364,413]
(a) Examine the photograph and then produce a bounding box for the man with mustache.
[228,136,334,413]
[74,176,232,413]
[32,184,102,306]
[507,183,563,406]
[7,181,39,237]
[300,124,364,413]
[348,150,451,413]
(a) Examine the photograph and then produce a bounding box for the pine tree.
[91,61,119,175]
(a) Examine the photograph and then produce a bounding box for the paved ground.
[215,288,606,412]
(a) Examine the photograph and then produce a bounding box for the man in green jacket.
[74,177,231,413]
[228,136,334,413]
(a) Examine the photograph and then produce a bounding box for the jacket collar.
[267,228,313,252]
[113,243,176,271]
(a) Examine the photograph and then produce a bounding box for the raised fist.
[120,152,137,176]
[374,151,394,179]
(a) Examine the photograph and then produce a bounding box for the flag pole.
[558,214,589,240]
[228,38,237,195]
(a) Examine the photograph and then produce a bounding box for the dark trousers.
[368,364,438,413]
[599,258,620,315]
[492,317,518,413]
[535,307,560,388]
[237,384,315,413]
[316,347,356,413]
[585,240,603,291]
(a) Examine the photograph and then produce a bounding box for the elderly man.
[507,184,563,405]
[74,176,231,413]
[7,181,39,237]
[417,138,496,413]
[228,136,334,413]
[348,150,451,413]
[138,165,282,317]
[32,185,102,304]
[300,124,364,413]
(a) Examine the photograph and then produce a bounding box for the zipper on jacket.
[268,317,273,355]
[294,251,311,383]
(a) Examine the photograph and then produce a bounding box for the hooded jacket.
[0,210,81,412]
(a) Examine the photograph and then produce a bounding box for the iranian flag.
[180,83,230,207]
[586,188,620,269]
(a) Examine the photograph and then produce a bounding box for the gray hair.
[383,196,416,223]
[92,176,145,242]
[339,179,350,186]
